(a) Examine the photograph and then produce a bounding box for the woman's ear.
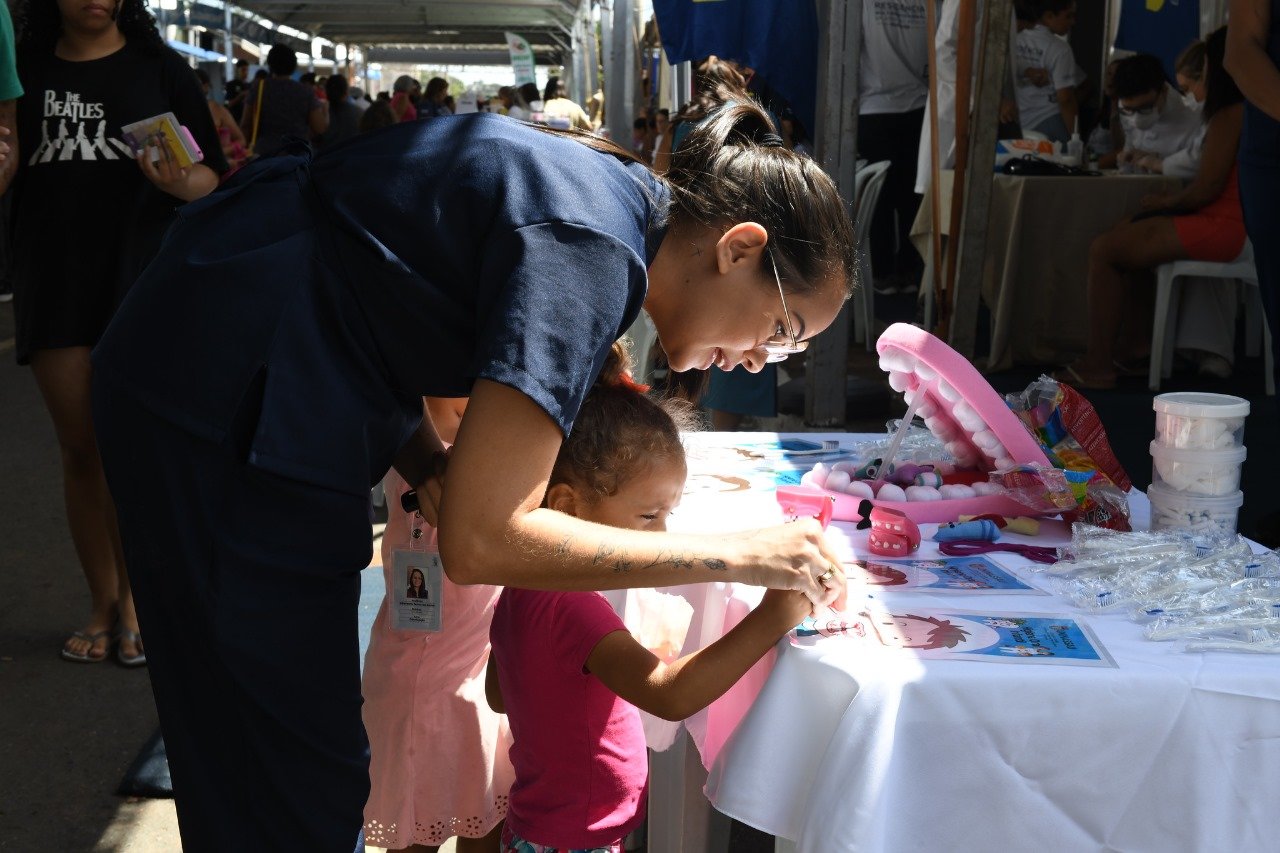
[544,482,581,517]
[715,222,769,274]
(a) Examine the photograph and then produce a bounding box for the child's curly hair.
[550,341,701,502]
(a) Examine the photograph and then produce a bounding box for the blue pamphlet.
[850,555,1043,593]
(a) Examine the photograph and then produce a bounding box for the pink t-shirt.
[490,588,648,848]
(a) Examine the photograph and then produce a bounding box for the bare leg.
[31,347,139,661]
[1072,217,1187,381]
[456,821,504,853]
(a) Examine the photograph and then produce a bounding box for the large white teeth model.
[936,379,961,402]
[952,401,987,434]
[824,470,852,492]
[925,416,950,439]
[972,429,1002,452]
[904,485,942,501]
[844,481,875,498]
[875,482,907,501]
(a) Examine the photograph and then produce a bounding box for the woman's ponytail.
[665,99,858,302]
[594,341,633,390]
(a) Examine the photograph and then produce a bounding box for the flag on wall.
[652,0,818,135]
[505,32,537,86]
[1113,0,1200,81]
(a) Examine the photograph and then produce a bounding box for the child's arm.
[485,655,505,714]
[1056,87,1078,137]
[586,589,812,722]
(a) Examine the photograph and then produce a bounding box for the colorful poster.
[849,555,1044,594]
[504,31,536,86]
[793,608,1115,667]
[683,438,834,496]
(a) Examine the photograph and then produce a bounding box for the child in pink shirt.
[486,344,813,852]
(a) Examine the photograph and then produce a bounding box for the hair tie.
[759,132,785,148]
[615,372,651,393]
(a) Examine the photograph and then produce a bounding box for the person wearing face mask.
[1097,53,1201,170]
[1136,40,1209,176]
[1175,40,1208,108]
[1057,27,1245,388]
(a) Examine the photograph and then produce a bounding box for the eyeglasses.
[761,251,808,363]
[1117,102,1159,117]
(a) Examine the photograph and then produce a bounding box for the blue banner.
[1114,0,1201,81]
[652,0,818,136]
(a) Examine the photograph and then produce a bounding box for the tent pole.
[804,0,861,426]
[952,0,1012,359]
[942,0,977,346]
[925,0,945,336]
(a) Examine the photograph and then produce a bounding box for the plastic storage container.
[1152,392,1249,451]
[1147,482,1243,535]
[1149,440,1246,496]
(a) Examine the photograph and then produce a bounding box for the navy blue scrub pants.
[93,375,371,853]
[1239,157,1280,374]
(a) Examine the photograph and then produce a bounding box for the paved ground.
[0,304,182,852]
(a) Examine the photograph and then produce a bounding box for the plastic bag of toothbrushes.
[1004,376,1132,530]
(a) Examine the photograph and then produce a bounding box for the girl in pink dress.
[363,398,514,852]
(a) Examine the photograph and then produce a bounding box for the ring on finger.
[817,566,836,583]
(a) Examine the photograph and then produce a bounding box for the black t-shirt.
[225,77,248,121]
[14,42,228,293]
[243,77,320,154]
[94,114,668,495]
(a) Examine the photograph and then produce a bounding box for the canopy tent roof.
[228,0,582,58]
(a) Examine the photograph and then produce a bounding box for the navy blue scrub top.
[93,114,670,496]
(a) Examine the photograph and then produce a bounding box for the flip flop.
[1052,363,1117,391]
[61,629,111,663]
[115,629,147,668]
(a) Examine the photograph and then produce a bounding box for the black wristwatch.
[401,489,420,514]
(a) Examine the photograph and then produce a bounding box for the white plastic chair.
[623,309,660,383]
[1149,240,1275,396]
[851,160,892,351]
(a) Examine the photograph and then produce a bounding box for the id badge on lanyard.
[391,511,443,632]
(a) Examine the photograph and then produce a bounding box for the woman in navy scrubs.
[1227,0,1280,376]
[91,101,857,852]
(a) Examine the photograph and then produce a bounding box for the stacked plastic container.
[1148,392,1249,534]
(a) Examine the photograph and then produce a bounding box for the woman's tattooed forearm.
[591,541,727,573]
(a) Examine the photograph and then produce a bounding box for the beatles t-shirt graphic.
[29,89,135,164]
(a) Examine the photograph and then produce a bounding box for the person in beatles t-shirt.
[12,0,226,667]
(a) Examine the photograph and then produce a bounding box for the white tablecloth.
[677,434,1280,853]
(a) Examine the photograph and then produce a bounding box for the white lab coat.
[915,0,1020,194]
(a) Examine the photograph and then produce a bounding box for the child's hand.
[758,588,817,631]
[734,519,847,610]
